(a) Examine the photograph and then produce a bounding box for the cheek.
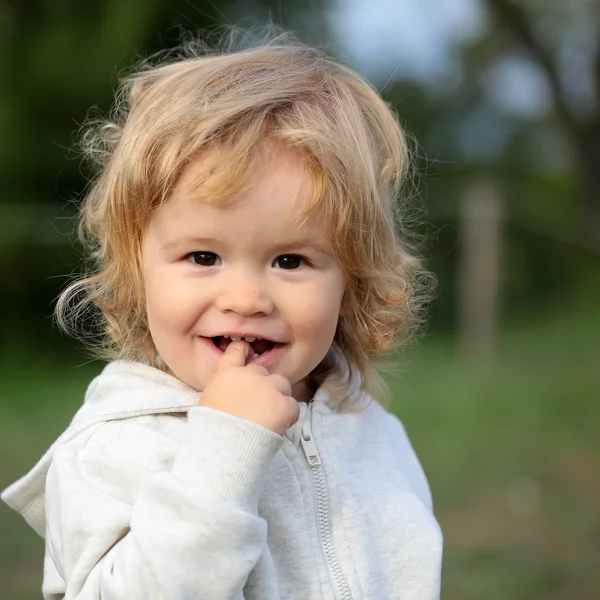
[145,279,171,325]
[291,292,344,341]
[144,275,199,333]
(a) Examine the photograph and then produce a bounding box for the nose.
[214,270,274,316]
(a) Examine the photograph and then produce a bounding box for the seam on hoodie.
[85,414,186,449]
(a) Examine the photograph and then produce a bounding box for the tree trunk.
[458,181,503,362]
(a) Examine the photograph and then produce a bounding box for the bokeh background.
[1,1,599,598]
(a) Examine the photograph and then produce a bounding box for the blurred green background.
[1,1,598,598]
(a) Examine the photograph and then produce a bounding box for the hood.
[1,361,199,537]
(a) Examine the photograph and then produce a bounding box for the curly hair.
[56,29,434,406]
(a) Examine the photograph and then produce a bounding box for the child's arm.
[43,341,298,599]
[44,406,282,599]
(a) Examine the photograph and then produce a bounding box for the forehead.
[161,145,328,238]
[151,145,329,247]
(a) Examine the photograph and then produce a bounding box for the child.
[3,31,442,599]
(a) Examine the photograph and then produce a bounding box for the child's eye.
[273,254,306,270]
[187,252,221,266]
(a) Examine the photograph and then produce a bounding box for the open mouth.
[211,335,277,358]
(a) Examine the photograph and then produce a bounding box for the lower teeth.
[250,353,259,359]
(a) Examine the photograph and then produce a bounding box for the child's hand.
[199,341,300,436]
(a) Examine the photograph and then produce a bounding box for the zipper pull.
[300,420,322,466]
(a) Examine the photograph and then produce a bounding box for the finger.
[244,363,269,377]
[281,399,301,432]
[269,374,292,396]
[216,340,251,372]
[287,401,301,428]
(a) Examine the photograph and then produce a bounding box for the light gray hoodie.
[2,360,442,600]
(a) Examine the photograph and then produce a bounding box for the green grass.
[383,304,600,600]
[1,303,598,599]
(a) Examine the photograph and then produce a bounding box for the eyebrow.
[161,237,220,251]
[268,239,330,253]
[161,236,330,253]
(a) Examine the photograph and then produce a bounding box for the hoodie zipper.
[299,404,352,600]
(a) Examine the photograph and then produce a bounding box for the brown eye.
[188,252,220,266]
[274,254,305,270]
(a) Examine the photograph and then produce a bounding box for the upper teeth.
[223,335,261,342]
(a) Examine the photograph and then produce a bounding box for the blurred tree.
[379,0,600,328]
[483,0,600,247]
[0,0,331,214]
[0,0,332,359]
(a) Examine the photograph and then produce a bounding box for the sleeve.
[43,406,284,600]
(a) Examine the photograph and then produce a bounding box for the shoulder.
[382,409,434,510]
[349,396,435,511]
[4,363,198,536]
[47,412,190,512]
[52,360,199,474]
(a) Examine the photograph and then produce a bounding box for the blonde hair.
[56,30,434,406]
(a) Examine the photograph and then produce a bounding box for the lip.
[199,336,287,368]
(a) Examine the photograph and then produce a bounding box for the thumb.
[216,340,251,372]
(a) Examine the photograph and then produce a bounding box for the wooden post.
[458,180,503,361]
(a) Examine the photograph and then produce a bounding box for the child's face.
[141,148,346,402]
